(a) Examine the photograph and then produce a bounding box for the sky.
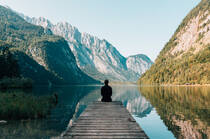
[0,0,201,61]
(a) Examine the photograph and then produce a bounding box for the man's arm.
[101,87,104,96]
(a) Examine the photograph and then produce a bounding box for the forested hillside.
[0,5,98,85]
[139,0,210,85]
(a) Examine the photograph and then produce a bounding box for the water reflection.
[112,86,153,118]
[2,85,207,139]
[0,85,98,139]
[68,85,153,126]
[139,86,210,139]
[1,85,154,138]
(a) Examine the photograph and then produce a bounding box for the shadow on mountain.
[14,51,62,85]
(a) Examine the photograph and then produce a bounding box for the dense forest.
[0,42,19,79]
[139,45,210,85]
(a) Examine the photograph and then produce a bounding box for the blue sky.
[0,0,201,61]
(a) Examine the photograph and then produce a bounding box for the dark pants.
[101,97,112,102]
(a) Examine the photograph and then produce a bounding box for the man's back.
[101,85,112,102]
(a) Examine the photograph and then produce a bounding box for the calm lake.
[0,85,209,139]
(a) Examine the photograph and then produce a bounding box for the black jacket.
[101,85,112,102]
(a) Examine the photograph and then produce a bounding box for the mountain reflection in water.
[0,85,153,139]
[68,85,153,127]
[139,86,210,139]
[1,85,208,139]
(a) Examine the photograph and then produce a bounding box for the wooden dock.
[62,101,149,139]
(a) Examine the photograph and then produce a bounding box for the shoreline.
[138,84,210,87]
[161,84,210,87]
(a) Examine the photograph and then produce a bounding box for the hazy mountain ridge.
[19,15,153,82]
[0,5,98,85]
[139,0,210,85]
[126,54,152,75]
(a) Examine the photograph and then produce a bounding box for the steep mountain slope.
[19,15,153,82]
[0,5,98,85]
[139,0,210,85]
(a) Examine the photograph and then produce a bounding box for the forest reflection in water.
[1,85,209,139]
[0,85,99,139]
[139,86,210,139]
[1,85,154,139]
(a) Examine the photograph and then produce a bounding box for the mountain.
[19,15,153,82]
[0,5,98,85]
[126,54,153,75]
[139,0,210,85]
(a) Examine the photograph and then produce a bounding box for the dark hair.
[104,80,109,85]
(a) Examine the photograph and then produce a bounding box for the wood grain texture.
[62,101,149,139]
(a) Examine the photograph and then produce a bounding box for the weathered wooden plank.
[74,122,136,124]
[84,110,128,113]
[68,130,144,133]
[66,132,144,136]
[77,118,133,121]
[63,136,148,139]
[61,101,148,139]
[71,125,140,128]
[69,127,141,130]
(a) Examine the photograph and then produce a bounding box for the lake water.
[0,85,209,139]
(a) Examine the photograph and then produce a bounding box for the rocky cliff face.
[126,54,153,75]
[0,5,98,85]
[27,37,97,84]
[20,15,153,82]
[139,0,210,85]
[169,10,210,56]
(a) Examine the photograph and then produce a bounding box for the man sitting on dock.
[101,80,112,102]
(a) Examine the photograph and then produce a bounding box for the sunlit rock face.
[126,54,153,75]
[27,38,97,84]
[20,15,153,82]
[169,11,210,56]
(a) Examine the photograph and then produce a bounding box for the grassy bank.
[0,91,57,120]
